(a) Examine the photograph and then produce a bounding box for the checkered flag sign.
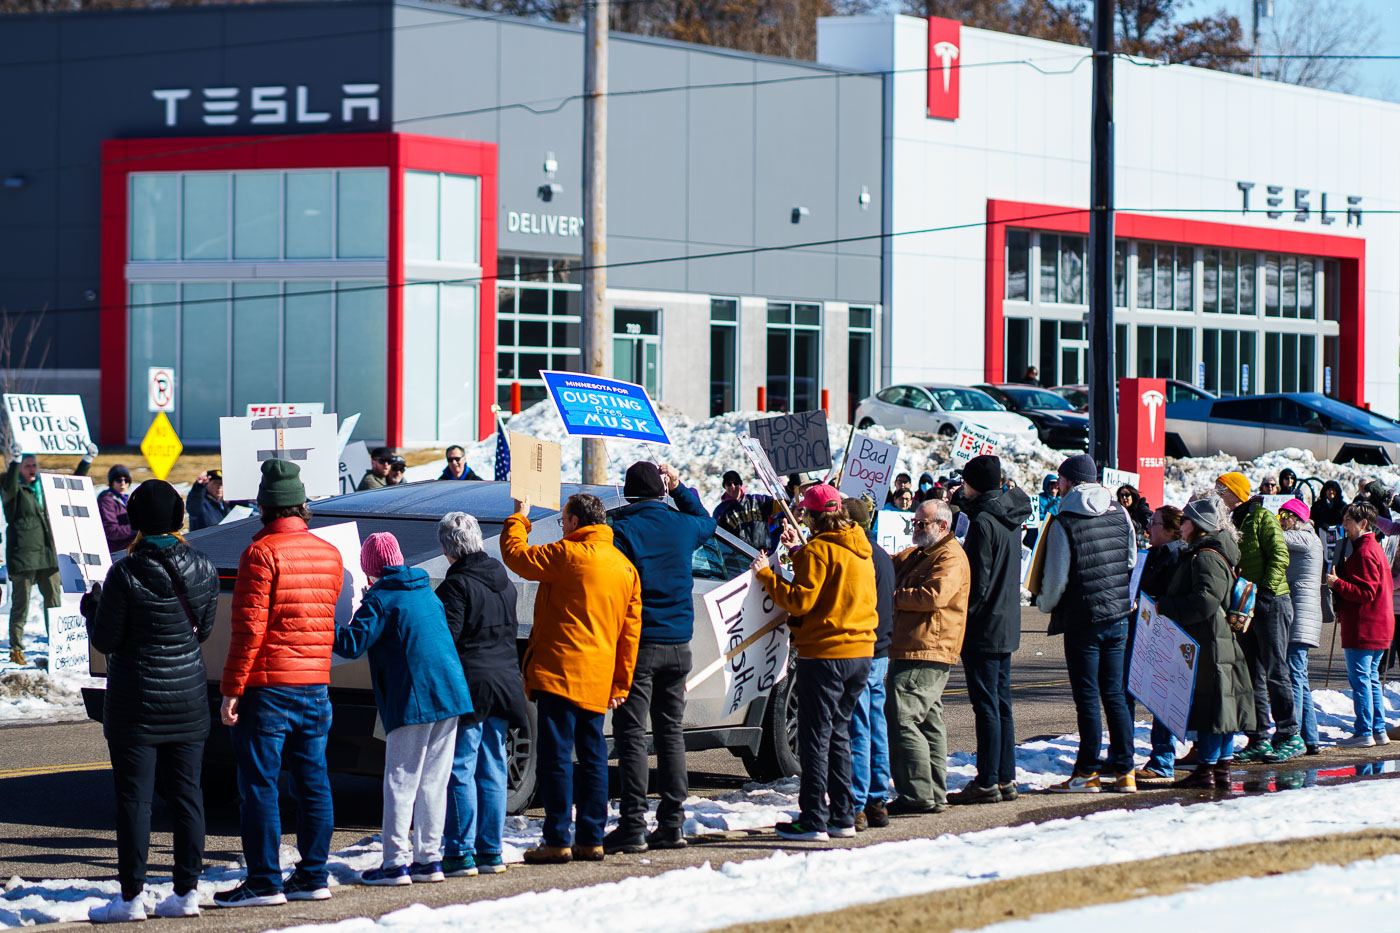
[494,421,511,481]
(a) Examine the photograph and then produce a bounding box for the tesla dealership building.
[2,3,1398,450]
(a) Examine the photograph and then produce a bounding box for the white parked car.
[853,383,1039,442]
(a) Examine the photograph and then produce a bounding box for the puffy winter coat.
[97,488,134,552]
[1333,532,1396,650]
[610,485,717,644]
[1035,484,1136,634]
[2,458,89,573]
[333,565,473,733]
[437,550,529,730]
[1138,540,1186,601]
[220,516,345,697]
[962,486,1033,654]
[1155,531,1255,737]
[756,523,878,660]
[1282,525,1325,648]
[90,536,218,745]
[501,515,642,714]
[889,533,969,664]
[1234,498,1290,595]
[186,480,231,531]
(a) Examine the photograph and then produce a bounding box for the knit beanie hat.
[1278,498,1310,524]
[257,458,306,509]
[722,470,742,487]
[1058,453,1098,487]
[107,463,132,485]
[843,497,872,529]
[961,455,1002,495]
[360,531,404,578]
[622,461,667,500]
[1216,471,1252,503]
[1183,498,1223,534]
[127,479,184,535]
[800,483,842,513]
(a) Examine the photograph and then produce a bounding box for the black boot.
[1212,760,1232,788]
[1172,764,1215,789]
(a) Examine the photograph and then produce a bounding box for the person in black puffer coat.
[82,480,218,923]
[436,511,529,878]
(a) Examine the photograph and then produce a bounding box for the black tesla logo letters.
[252,416,313,462]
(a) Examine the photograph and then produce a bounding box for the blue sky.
[1182,0,1400,102]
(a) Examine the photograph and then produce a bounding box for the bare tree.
[1259,0,1377,93]
[0,311,51,453]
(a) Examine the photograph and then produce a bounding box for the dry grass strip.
[715,828,1400,933]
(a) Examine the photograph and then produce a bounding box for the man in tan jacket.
[886,499,970,814]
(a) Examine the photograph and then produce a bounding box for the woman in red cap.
[752,484,878,842]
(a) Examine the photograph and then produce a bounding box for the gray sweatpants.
[382,718,458,868]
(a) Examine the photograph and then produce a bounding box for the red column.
[757,387,766,411]
[1116,377,1166,506]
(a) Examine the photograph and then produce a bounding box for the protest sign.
[338,441,372,497]
[1023,514,1056,595]
[738,435,790,503]
[1102,467,1141,490]
[1024,494,1043,530]
[748,410,831,477]
[3,394,91,456]
[218,413,339,501]
[1127,595,1200,740]
[875,510,915,555]
[336,412,361,456]
[245,402,324,418]
[950,422,999,469]
[540,371,670,445]
[49,609,89,674]
[311,522,369,626]
[42,473,112,593]
[687,570,789,718]
[509,431,561,511]
[220,505,254,524]
[1262,494,1295,515]
[837,434,899,504]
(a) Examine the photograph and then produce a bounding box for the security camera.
[538,183,563,202]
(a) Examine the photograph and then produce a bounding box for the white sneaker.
[1338,733,1377,748]
[153,890,201,918]
[1375,732,1391,746]
[89,894,148,923]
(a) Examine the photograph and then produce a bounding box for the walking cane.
[1325,603,1339,689]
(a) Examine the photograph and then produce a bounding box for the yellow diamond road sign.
[141,411,182,481]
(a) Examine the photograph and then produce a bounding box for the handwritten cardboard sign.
[748,410,831,477]
[950,423,999,469]
[509,431,561,511]
[1103,467,1141,491]
[338,441,372,497]
[837,434,899,504]
[737,435,790,503]
[690,571,790,717]
[1127,594,1200,741]
[245,402,325,418]
[875,510,915,556]
[3,394,91,456]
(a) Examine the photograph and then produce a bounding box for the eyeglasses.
[910,520,939,528]
[446,456,463,463]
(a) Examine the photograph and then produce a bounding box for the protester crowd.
[21,432,1397,921]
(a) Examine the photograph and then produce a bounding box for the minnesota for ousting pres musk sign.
[540,371,671,445]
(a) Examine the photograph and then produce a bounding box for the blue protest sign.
[540,371,671,445]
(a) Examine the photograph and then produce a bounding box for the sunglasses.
[447,456,463,463]
[910,519,938,528]
[374,458,392,465]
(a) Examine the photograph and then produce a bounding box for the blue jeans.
[1196,732,1235,764]
[1144,719,1176,773]
[535,693,608,848]
[1345,648,1387,736]
[230,685,334,893]
[1287,643,1320,747]
[444,716,510,858]
[849,657,891,808]
[1064,617,1134,775]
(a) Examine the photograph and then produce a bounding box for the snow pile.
[0,590,96,724]
[1162,446,1400,506]
[269,778,1400,933]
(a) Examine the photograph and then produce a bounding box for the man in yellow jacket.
[502,493,642,864]
[753,484,877,842]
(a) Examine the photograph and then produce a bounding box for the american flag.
[494,420,511,481]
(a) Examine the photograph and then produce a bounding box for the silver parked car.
[853,383,1038,442]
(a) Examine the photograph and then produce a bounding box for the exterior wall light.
[791,206,810,223]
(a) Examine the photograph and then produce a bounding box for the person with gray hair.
[435,512,528,878]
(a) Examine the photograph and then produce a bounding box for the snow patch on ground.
[0,589,97,724]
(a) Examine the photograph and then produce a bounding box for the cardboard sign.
[1262,494,1296,515]
[1023,513,1056,595]
[509,431,561,511]
[147,366,175,413]
[540,370,670,445]
[1127,595,1200,741]
[336,413,361,456]
[310,522,368,626]
[837,434,899,504]
[42,473,112,592]
[1103,467,1141,491]
[875,510,915,556]
[49,609,89,674]
[3,394,90,456]
[218,413,340,501]
[748,410,831,477]
[245,402,324,418]
[737,435,790,503]
[950,423,999,469]
[689,570,790,717]
[338,441,372,497]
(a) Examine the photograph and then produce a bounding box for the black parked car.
[976,384,1090,450]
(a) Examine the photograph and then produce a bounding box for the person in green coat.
[3,444,96,664]
[1155,496,1256,790]
[1215,471,1300,763]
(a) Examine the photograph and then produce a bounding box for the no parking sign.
[147,366,175,413]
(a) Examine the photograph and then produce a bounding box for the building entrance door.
[614,309,660,397]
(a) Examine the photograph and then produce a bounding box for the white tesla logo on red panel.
[933,40,960,93]
[1141,390,1165,443]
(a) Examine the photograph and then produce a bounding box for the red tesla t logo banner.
[927,17,961,121]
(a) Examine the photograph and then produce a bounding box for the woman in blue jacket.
[333,532,473,886]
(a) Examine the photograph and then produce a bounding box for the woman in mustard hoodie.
[753,484,878,842]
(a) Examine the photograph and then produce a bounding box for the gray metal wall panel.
[835,254,881,304]
[684,54,756,280]
[607,41,688,246]
[607,236,689,292]
[836,75,883,259]
[755,246,836,301]
[392,7,501,142]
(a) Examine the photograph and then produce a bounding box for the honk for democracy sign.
[540,371,671,445]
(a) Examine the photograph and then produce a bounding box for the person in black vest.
[1036,454,1138,794]
[81,480,219,922]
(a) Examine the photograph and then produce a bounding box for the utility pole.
[1088,0,1116,470]
[580,0,608,485]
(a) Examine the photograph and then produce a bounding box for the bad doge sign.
[540,371,670,444]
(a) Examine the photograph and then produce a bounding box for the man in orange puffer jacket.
[215,460,345,909]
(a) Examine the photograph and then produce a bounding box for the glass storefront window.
[285,172,334,259]
[337,170,388,260]
[182,174,229,261]
[233,174,280,260]
[495,255,582,409]
[406,171,479,264]
[1006,230,1029,301]
[765,301,821,413]
[130,175,179,261]
[711,298,738,417]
